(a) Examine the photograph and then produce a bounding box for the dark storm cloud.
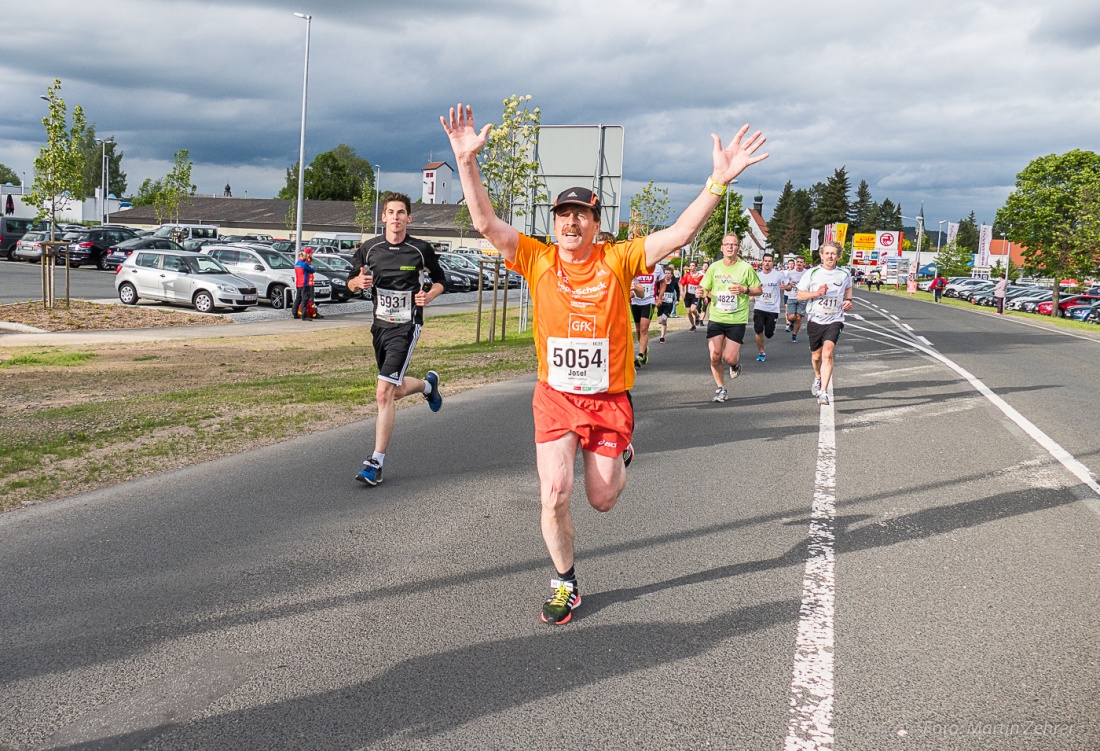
[4,0,1098,222]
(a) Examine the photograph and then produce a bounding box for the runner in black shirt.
[347,192,446,486]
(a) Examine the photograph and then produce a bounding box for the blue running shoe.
[355,458,383,486]
[756,352,766,362]
[424,370,443,412]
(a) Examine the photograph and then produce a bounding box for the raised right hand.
[440,104,492,160]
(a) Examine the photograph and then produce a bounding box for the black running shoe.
[623,443,634,468]
[541,578,581,625]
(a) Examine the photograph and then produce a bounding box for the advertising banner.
[946,222,959,247]
[835,223,848,246]
[978,224,993,268]
[810,229,820,252]
[875,230,901,255]
[853,233,876,251]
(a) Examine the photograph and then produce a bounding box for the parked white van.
[152,224,220,241]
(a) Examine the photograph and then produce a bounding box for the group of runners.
[344,104,852,626]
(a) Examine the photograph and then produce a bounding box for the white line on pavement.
[853,364,938,378]
[847,322,1100,504]
[902,323,913,331]
[851,313,865,320]
[917,335,932,346]
[784,388,837,751]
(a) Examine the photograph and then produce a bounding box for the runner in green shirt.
[698,234,762,402]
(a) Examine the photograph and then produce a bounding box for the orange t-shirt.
[508,235,649,394]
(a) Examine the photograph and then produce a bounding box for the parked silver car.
[115,250,259,313]
[202,244,330,308]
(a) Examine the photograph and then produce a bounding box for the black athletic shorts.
[372,323,421,385]
[807,320,843,352]
[683,293,697,309]
[706,321,747,343]
[656,302,675,319]
[631,303,654,325]
[753,309,779,338]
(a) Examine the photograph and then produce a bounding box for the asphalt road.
[2,292,1098,750]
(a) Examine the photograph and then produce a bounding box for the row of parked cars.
[109,237,524,315]
[937,277,1100,323]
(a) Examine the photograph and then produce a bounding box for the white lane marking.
[889,314,900,320]
[854,364,938,378]
[917,336,932,346]
[784,389,837,751]
[847,322,1100,502]
[901,323,913,331]
[851,313,865,320]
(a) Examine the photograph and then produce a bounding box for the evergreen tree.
[880,198,902,230]
[956,211,980,253]
[812,167,851,228]
[767,181,795,251]
[851,179,873,230]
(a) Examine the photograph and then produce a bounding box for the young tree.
[353,177,376,236]
[25,78,87,308]
[478,94,546,224]
[936,241,975,278]
[151,149,196,227]
[629,180,671,236]
[997,150,1100,306]
[454,203,472,240]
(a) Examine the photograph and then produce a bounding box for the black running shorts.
[631,303,654,325]
[753,309,779,338]
[706,321,746,343]
[372,323,421,385]
[807,320,843,352]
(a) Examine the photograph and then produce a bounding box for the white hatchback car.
[115,250,259,313]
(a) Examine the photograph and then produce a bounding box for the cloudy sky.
[4,0,1098,232]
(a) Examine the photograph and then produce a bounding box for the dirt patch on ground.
[0,316,537,511]
[0,300,231,331]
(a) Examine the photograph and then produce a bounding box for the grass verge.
[0,309,536,511]
[868,286,1100,332]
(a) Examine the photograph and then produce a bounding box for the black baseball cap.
[551,187,601,217]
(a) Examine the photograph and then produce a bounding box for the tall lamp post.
[999,231,1007,275]
[293,12,312,256]
[373,165,381,234]
[936,219,946,254]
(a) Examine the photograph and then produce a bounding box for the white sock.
[372,452,385,466]
[423,381,432,396]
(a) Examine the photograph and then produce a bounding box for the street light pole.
[293,12,312,256]
[937,219,946,254]
[373,165,381,235]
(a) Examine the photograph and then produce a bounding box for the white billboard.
[524,124,624,238]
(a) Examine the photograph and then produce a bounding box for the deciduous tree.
[478,94,546,225]
[629,180,670,236]
[997,149,1100,306]
[0,163,20,186]
[25,79,87,308]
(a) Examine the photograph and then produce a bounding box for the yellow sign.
[835,223,848,246]
[853,233,875,251]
